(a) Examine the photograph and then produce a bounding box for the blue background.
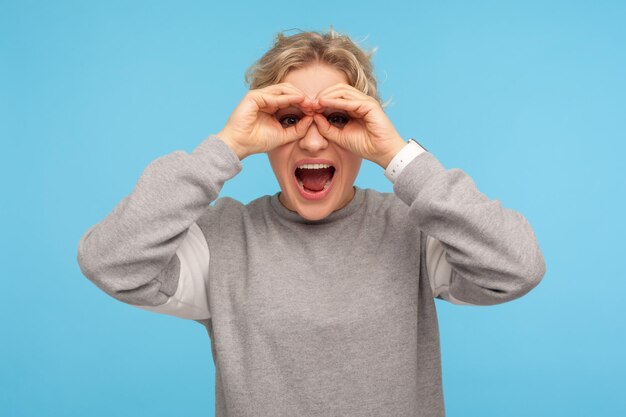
[2,0,625,416]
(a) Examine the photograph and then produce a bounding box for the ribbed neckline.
[269,186,365,225]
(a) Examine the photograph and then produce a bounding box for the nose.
[298,119,329,153]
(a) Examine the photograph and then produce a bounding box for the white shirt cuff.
[384,139,428,184]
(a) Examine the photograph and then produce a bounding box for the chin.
[283,189,337,220]
[295,204,334,221]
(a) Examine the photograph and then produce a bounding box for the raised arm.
[386,140,546,306]
[76,135,242,320]
[77,81,316,321]
[307,82,546,305]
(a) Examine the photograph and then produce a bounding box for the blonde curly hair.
[244,26,391,108]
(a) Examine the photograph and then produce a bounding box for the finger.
[264,82,325,110]
[276,83,324,110]
[317,97,373,118]
[318,87,370,104]
[271,94,306,110]
[261,82,306,97]
[316,84,372,104]
[259,85,322,113]
[315,82,355,100]
[293,115,315,137]
[312,113,341,141]
[252,93,301,113]
[254,93,305,114]
[281,115,314,143]
[297,98,324,113]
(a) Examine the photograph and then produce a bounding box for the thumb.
[293,115,315,138]
[282,115,314,143]
[312,113,336,139]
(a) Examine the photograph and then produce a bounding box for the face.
[267,63,363,221]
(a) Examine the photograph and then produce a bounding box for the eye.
[278,114,300,128]
[327,112,350,127]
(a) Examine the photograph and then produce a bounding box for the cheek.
[267,149,292,178]
[341,156,363,178]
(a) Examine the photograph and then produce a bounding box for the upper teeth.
[297,163,332,169]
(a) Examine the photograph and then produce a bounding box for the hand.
[310,83,407,168]
[217,83,315,160]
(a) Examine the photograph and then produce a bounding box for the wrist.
[217,131,247,161]
[384,137,428,183]
[378,137,409,169]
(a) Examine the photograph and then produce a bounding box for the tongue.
[298,167,333,192]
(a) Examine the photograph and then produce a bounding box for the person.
[77,27,546,417]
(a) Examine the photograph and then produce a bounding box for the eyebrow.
[275,106,304,116]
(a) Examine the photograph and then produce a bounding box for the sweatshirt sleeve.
[392,151,546,306]
[76,134,242,320]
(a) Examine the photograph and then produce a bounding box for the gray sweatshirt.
[76,134,546,417]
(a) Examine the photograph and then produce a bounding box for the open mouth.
[294,164,336,195]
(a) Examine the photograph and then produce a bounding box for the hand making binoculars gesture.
[218,81,406,168]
